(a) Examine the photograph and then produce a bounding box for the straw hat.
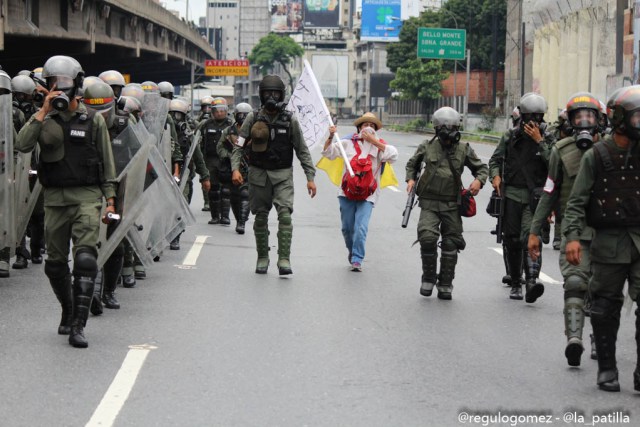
[353,112,383,130]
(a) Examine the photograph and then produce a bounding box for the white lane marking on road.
[180,235,209,267]
[489,247,562,285]
[86,344,158,427]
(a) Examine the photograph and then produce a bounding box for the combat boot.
[419,244,437,297]
[101,250,122,310]
[254,214,270,274]
[90,270,104,316]
[591,298,621,392]
[220,193,231,225]
[524,249,544,303]
[506,244,523,300]
[277,219,293,276]
[436,249,457,300]
[510,284,523,300]
[170,234,180,250]
[208,196,221,224]
[236,199,250,235]
[12,254,29,269]
[564,297,585,366]
[46,265,73,335]
[69,275,94,348]
[0,247,10,278]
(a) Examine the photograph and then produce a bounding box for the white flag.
[286,59,333,150]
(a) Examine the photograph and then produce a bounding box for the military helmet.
[566,92,600,129]
[432,106,461,128]
[0,70,11,94]
[99,70,126,87]
[117,96,142,115]
[518,92,547,114]
[608,85,640,139]
[11,75,36,95]
[606,87,625,122]
[259,74,285,105]
[234,102,252,123]
[141,81,159,94]
[158,81,174,97]
[169,98,189,114]
[200,96,214,107]
[82,81,115,112]
[42,55,84,91]
[121,83,146,104]
[212,96,228,111]
[17,70,32,77]
[32,67,44,81]
[82,76,103,91]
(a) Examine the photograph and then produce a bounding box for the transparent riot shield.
[111,122,145,178]
[159,125,172,167]
[179,129,201,193]
[96,124,152,268]
[141,94,170,147]
[0,74,15,251]
[14,151,42,241]
[126,145,195,263]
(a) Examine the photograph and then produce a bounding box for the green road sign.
[417,27,466,60]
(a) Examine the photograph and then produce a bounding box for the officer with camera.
[489,93,554,302]
[231,75,317,275]
[15,55,117,348]
[528,92,601,367]
[563,85,640,393]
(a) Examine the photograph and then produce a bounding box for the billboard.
[270,0,303,33]
[361,0,402,42]
[303,0,341,29]
[312,54,349,99]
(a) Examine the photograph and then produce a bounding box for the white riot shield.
[0,74,15,251]
[126,146,195,263]
[14,151,42,241]
[178,130,201,193]
[159,126,172,167]
[141,94,170,147]
[96,123,151,268]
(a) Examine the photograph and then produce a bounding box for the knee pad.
[254,212,269,227]
[44,261,70,280]
[420,241,438,255]
[73,248,98,279]
[591,298,622,322]
[440,239,458,252]
[277,207,292,225]
[240,188,249,201]
[564,275,587,298]
[221,187,231,198]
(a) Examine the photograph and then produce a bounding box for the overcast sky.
[162,0,206,24]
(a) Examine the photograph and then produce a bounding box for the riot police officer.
[98,70,126,100]
[158,81,174,100]
[489,93,553,301]
[564,85,640,392]
[15,55,117,348]
[231,75,317,275]
[218,102,252,234]
[528,92,601,367]
[197,97,233,225]
[405,107,488,299]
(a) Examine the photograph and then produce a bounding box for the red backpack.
[341,137,380,201]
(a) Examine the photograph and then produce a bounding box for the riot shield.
[126,145,195,263]
[0,71,15,251]
[111,122,145,178]
[159,125,172,167]
[141,93,170,147]
[14,151,42,241]
[179,129,201,193]
[96,122,152,268]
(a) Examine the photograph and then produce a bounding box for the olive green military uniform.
[489,128,553,299]
[530,136,594,365]
[563,134,640,390]
[231,109,315,274]
[219,123,250,233]
[405,137,488,298]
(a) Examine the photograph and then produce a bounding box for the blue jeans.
[339,196,373,264]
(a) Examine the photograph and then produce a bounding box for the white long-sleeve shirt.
[321,135,398,206]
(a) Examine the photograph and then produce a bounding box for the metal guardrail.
[389,126,502,143]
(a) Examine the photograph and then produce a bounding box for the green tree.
[248,33,304,94]
[386,11,439,73]
[389,58,449,101]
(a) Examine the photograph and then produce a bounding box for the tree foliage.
[248,33,304,94]
[389,58,449,101]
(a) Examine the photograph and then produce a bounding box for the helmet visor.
[627,110,640,130]
[261,90,282,101]
[47,75,75,91]
[571,109,597,129]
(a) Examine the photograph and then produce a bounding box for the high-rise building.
[203,1,240,60]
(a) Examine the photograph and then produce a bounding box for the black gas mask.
[570,109,598,150]
[437,125,461,145]
[47,76,76,111]
[13,93,35,116]
[235,113,247,126]
[262,90,283,113]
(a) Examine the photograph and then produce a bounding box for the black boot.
[236,198,250,235]
[47,269,73,335]
[12,254,29,269]
[524,248,544,303]
[208,190,221,224]
[90,270,104,316]
[69,275,94,348]
[501,243,511,285]
[419,243,437,297]
[506,244,523,300]
[101,251,123,310]
[220,189,231,225]
[591,298,621,392]
[170,234,180,250]
[436,249,457,300]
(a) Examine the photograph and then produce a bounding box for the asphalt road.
[0,126,638,427]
